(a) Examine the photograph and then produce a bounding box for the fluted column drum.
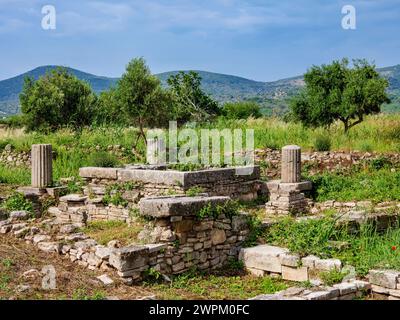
[31,144,53,188]
[281,145,301,183]
[146,138,166,165]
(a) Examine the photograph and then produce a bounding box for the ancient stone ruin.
[265,145,312,215]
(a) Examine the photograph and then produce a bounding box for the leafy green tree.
[167,71,221,124]
[290,59,390,133]
[222,101,262,119]
[20,68,96,132]
[93,88,127,126]
[115,58,171,144]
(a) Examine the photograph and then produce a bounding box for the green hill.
[0,64,399,116]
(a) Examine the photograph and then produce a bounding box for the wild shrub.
[2,192,33,213]
[87,151,119,168]
[313,134,331,151]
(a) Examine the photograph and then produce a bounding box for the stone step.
[59,194,88,203]
[47,206,62,216]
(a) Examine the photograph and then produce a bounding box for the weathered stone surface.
[146,243,167,253]
[247,267,266,277]
[279,253,300,267]
[183,166,260,187]
[281,145,301,183]
[59,224,79,234]
[333,282,357,295]
[95,245,111,260]
[118,169,185,185]
[65,233,89,242]
[368,270,400,289]
[59,194,88,203]
[23,269,40,279]
[31,144,52,188]
[304,288,340,300]
[109,245,149,272]
[282,266,308,282]
[33,234,51,244]
[314,258,342,271]
[139,196,230,217]
[14,227,30,238]
[9,211,30,221]
[210,229,226,245]
[79,167,118,180]
[11,223,27,231]
[240,245,288,273]
[73,239,97,250]
[301,255,320,268]
[231,215,248,231]
[97,274,114,286]
[37,241,61,253]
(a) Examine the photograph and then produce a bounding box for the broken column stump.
[265,145,312,215]
[31,144,53,188]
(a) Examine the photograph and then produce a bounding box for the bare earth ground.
[0,234,292,300]
[0,235,155,300]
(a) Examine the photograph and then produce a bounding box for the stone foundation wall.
[368,270,400,300]
[7,195,250,284]
[108,196,250,281]
[255,148,400,179]
[79,166,261,201]
[0,146,30,167]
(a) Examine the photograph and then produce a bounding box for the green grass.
[265,217,400,277]
[1,114,400,187]
[308,166,400,203]
[0,165,30,185]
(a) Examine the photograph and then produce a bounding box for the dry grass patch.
[81,220,143,246]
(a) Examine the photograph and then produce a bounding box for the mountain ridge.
[0,64,399,116]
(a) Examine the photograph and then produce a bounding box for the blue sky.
[0,0,399,81]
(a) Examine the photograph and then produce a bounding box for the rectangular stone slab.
[139,196,230,217]
[108,245,149,272]
[79,167,119,180]
[239,245,288,273]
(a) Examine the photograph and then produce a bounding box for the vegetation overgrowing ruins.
[1,57,400,300]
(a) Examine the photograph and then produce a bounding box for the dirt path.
[0,235,156,300]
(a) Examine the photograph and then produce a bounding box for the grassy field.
[0,113,399,196]
[265,216,400,276]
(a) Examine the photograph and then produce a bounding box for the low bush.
[313,134,331,151]
[2,192,33,213]
[87,151,120,168]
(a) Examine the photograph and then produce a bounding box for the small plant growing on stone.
[2,192,33,214]
[186,186,204,197]
[320,268,349,286]
[40,197,56,216]
[65,178,83,194]
[196,200,239,220]
[144,267,163,283]
[226,258,244,271]
[103,191,128,207]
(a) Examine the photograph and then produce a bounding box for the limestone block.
[79,167,118,180]
[282,266,309,282]
[139,196,230,217]
[368,270,400,289]
[314,258,342,271]
[210,229,226,245]
[109,245,149,272]
[239,245,288,273]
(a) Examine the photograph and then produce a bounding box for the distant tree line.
[16,57,261,135]
[14,57,390,135]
